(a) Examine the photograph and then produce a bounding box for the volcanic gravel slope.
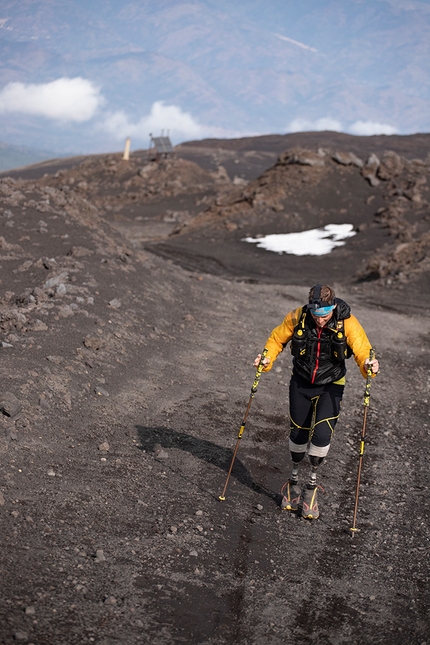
[0,133,429,645]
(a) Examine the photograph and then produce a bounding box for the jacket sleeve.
[344,315,376,378]
[261,307,303,371]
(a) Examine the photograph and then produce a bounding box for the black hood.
[333,298,351,320]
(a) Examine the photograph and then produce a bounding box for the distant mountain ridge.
[0,142,62,172]
[3,130,430,180]
[180,131,430,161]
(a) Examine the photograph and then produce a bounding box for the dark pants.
[289,372,344,458]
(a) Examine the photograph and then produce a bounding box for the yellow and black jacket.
[263,299,375,386]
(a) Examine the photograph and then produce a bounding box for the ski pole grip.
[363,347,375,406]
[259,348,268,365]
[366,348,375,378]
[251,348,268,394]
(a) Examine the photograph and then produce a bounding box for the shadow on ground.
[135,424,278,503]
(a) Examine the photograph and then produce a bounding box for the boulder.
[332,151,364,167]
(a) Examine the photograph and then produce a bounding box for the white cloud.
[0,78,102,122]
[101,101,249,144]
[286,117,343,133]
[275,34,318,53]
[102,101,206,143]
[348,120,398,136]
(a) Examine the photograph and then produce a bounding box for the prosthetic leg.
[301,453,325,519]
[280,450,304,511]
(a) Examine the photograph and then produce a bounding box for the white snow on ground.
[243,224,356,256]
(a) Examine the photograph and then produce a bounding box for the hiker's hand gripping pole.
[350,348,375,536]
[219,348,268,501]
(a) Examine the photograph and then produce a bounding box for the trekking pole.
[219,348,268,501]
[350,348,375,536]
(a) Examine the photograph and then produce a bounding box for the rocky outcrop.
[361,153,381,186]
[357,232,430,283]
[1,143,429,296]
[356,152,430,283]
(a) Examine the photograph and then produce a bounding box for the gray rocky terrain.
[0,132,429,644]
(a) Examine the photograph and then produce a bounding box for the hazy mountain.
[0,0,429,154]
[0,141,62,172]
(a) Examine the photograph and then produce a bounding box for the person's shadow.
[135,424,279,503]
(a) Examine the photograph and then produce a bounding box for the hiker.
[254,284,379,519]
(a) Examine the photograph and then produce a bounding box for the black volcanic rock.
[0,132,429,645]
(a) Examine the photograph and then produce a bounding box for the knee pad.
[309,455,324,467]
[291,451,306,464]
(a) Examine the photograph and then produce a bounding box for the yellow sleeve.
[344,315,376,378]
[262,307,303,371]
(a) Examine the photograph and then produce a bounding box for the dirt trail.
[1,253,429,645]
[125,276,429,645]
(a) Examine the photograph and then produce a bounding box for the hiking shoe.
[301,485,321,520]
[280,480,301,511]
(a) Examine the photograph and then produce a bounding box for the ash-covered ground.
[0,132,429,645]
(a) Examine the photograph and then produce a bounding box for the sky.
[0,0,429,154]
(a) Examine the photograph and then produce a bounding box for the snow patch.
[243,224,356,256]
